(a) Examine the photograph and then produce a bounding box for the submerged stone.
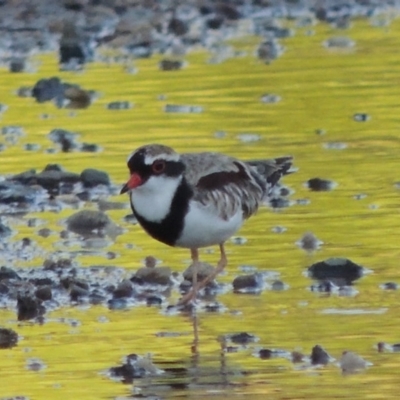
[306,178,337,191]
[0,328,18,349]
[308,258,365,286]
[310,345,331,366]
[66,210,111,235]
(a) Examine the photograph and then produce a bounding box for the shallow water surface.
[1,16,400,400]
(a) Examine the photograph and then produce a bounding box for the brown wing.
[181,152,266,220]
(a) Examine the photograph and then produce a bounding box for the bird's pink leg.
[177,244,227,305]
[177,248,199,305]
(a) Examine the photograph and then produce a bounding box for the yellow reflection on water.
[1,17,400,400]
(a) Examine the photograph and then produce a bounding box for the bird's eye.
[152,160,166,174]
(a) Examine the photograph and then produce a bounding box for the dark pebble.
[80,143,101,152]
[381,282,398,290]
[0,181,43,205]
[107,101,132,110]
[63,86,92,109]
[89,290,106,305]
[310,280,337,293]
[207,17,224,30]
[146,296,162,306]
[35,286,52,301]
[32,77,64,104]
[232,273,263,293]
[80,168,110,187]
[230,332,257,345]
[259,349,273,359]
[353,113,370,122]
[9,58,26,73]
[132,266,172,286]
[168,18,188,36]
[113,280,134,299]
[308,258,365,286]
[159,59,184,71]
[66,210,111,235]
[271,280,285,291]
[108,298,128,310]
[0,266,21,280]
[69,284,90,301]
[310,345,330,366]
[59,22,87,66]
[17,294,45,321]
[0,328,18,349]
[307,178,336,191]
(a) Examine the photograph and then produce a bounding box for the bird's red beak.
[120,173,142,194]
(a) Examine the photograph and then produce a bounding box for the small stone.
[306,178,337,191]
[311,345,330,366]
[340,351,370,374]
[353,113,370,122]
[271,280,286,291]
[35,286,52,301]
[66,210,111,235]
[146,296,162,306]
[0,266,20,280]
[132,266,172,286]
[32,77,64,104]
[9,58,26,73]
[63,86,91,109]
[159,59,184,71]
[80,168,110,188]
[296,232,323,253]
[113,280,134,298]
[232,273,263,293]
[0,328,18,349]
[380,282,398,290]
[17,295,45,321]
[106,101,132,110]
[308,258,366,286]
[229,332,257,345]
[259,349,273,359]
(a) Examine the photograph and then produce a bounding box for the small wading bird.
[121,144,294,304]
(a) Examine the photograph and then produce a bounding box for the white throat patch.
[130,174,182,223]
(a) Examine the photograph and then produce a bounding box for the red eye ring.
[152,160,166,174]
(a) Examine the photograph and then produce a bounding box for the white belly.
[175,201,244,248]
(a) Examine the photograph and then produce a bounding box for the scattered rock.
[339,351,370,374]
[80,169,110,188]
[310,345,331,366]
[132,266,172,286]
[159,59,184,71]
[306,178,337,191]
[0,328,18,349]
[107,101,133,110]
[353,113,370,122]
[296,232,323,253]
[66,210,112,235]
[233,273,263,293]
[307,258,366,286]
[17,294,45,321]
